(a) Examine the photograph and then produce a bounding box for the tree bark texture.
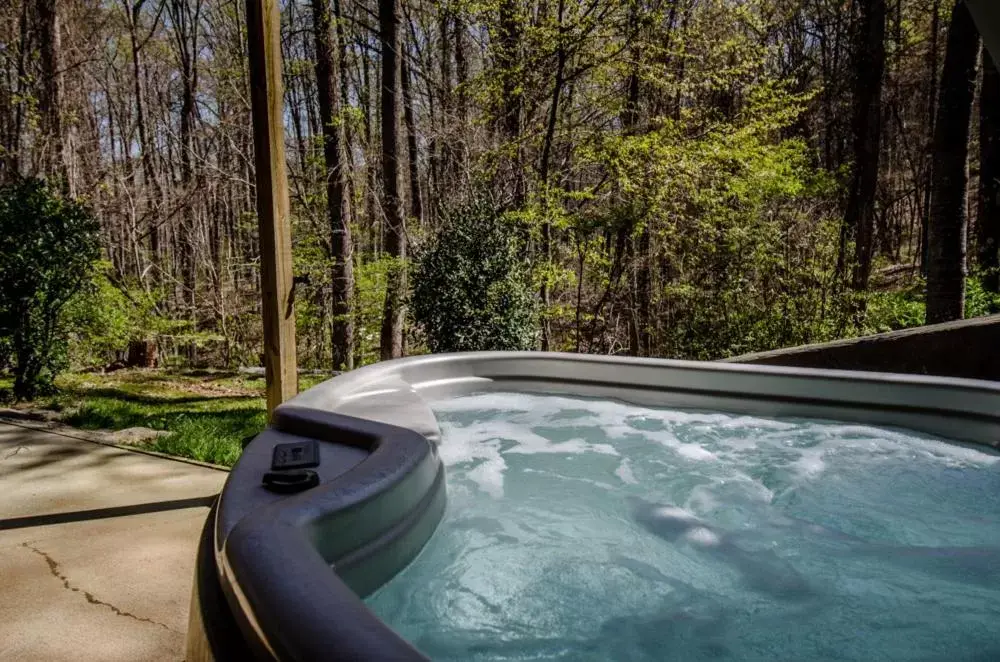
[401,55,423,225]
[979,49,1000,293]
[35,0,66,184]
[843,0,886,291]
[379,0,406,360]
[927,1,980,323]
[496,0,523,206]
[312,0,355,370]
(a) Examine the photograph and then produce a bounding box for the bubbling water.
[366,392,1000,661]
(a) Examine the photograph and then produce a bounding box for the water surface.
[366,393,1000,661]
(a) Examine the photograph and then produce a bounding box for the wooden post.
[246,0,297,415]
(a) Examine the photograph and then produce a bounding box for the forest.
[1,0,998,384]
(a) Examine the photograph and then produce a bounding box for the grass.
[1,369,329,467]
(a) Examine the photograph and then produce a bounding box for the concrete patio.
[0,422,227,661]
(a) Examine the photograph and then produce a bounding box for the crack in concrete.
[3,444,29,459]
[22,543,176,632]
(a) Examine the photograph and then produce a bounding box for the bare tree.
[124,0,165,278]
[312,0,354,370]
[496,0,523,205]
[841,0,886,290]
[35,0,67,184]
[169,0,202,356]
[979,49,1000,294]
[927,0,980,323]
[401,55,422,225]
[379,0,405,360]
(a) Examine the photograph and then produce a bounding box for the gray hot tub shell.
[187,352,1000,661]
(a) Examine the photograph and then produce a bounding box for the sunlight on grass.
[24,369,336,467]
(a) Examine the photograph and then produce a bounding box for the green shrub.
[412,197,537,352]
[354,256,399,364]
[863,286,927,334]
[964,276,1000,318]
[849,276,997,337]
[0,178,100,398]
[61,265,158,367]
[860,276,998,336]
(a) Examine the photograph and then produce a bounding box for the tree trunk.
[454,14,469,132]
[126,0,162,280]
[435,6,451,186]
[438,8,452,116]
[401,55,423,225]
[287,67,309,172]
[927,1,980,323]
[921,0,942,276]
[618,1,641,356]
[379,0,406,360]
[36,0,67,184]
[333,0,356,221]
[170,0,200,360]
[333,0,352,149]
[126,339,159,368]
[979,49,1000,294]
[361,52,379,253]
[636,226,651,356]
[4,0,32,181]
[313,0,355,370]
[497,0,524,206]
[537,0,566,351]
[841,0,886,290]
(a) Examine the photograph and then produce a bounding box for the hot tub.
[186,353,1000,661]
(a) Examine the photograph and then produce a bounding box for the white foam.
[790,447,827,478]
[713,416,799,431]
[506,433,620,457]
[466,454,507,498]
[615,459,638,485]
[650,431,717,463]
[685,484,721,513]
[676,444,717,461]
[438,412,621,496]
[433,392,999,500]
[434,392,745,439]
[436,423,502,466]
[810,424,1000,467]
[523,467,616,490]
[654,506,701,523]
[713,435,760,452]
[725,473,777,504]
[604,423,648,439]
[684,526,722,547]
